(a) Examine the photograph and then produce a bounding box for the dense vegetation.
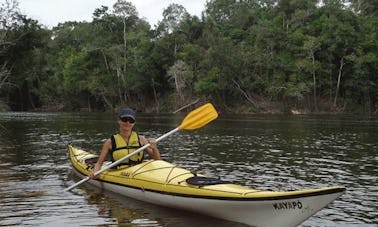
[0,0,377,114]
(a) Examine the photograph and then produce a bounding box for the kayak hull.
[68,145,345,227]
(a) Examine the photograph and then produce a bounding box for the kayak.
[67,145,345,227]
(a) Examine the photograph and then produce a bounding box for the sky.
[17,0,207,28]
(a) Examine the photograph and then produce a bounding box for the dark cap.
[119,107,136,120]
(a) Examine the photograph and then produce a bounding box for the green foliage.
[0,0,377,113]
[194,67,220,94]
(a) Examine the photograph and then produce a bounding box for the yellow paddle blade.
[178,103,218,130]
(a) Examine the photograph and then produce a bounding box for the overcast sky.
[17,0,207,28]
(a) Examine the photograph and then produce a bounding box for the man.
[90,107,160,179]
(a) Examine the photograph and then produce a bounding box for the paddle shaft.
[64,127,179,192]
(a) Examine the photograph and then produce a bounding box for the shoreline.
[1,100,376,115]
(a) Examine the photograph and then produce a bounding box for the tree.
[1,8,50,110]
[297,35,321,111]
[0,0,19,94]
[112,0,138,77]
[159,3,189,35]
[314,3,360,110]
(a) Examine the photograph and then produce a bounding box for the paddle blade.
[178,103,218,130]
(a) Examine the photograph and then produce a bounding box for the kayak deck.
[69,145,344,199]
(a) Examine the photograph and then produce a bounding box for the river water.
[0,111,376,226]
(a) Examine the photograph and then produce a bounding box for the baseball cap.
[119,107,136,121]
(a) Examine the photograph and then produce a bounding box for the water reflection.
[0,112,377,226]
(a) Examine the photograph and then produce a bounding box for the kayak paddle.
[64,103,218,192]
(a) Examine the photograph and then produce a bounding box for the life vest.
[109,132,143,165]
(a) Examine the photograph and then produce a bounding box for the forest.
[0,0,377,114]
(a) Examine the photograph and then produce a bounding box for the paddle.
[64,103,218,192]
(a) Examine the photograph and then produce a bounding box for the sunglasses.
[120,117,135,124]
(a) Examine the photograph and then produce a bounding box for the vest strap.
[113,145,141,151]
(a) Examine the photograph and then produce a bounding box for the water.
[0,111,377,226]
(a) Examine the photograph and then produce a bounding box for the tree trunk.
[311,53,318,112]
[333,57,345,109]
[232,78,258,109]
[122,17,127,74]
[151,78,159,112]
[173,98,200,113]
[101,91,113,110]
[101,49,111,76]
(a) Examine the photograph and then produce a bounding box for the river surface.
[0,111,377,226]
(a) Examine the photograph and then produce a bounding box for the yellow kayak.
[68,145,345,227]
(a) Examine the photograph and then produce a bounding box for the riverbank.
[1,99,376,115]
